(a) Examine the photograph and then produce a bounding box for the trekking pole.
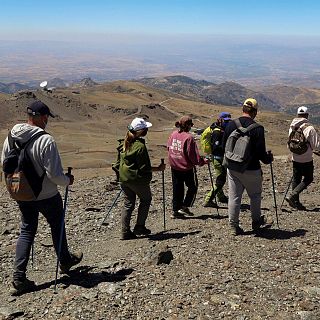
[161,158,166,231]
[207,159,219,216]
[280,175,293,210]
[54,167,72,293]
[269,159,279,228]
[100,187,123,227]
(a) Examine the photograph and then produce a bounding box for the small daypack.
[223,118,261,173]
[287,125,309,155]
[2,131,48,201]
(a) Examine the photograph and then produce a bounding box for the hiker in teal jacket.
[119,117,165,240]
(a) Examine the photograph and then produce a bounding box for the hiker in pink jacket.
[167,116,208,218]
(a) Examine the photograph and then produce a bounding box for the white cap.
[129,117,152,131]
[297,106,308,115]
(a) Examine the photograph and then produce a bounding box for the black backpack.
[288,125,309,155]
[3,131,48,201]
[223,118,261,172]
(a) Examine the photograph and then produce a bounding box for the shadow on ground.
[29,267,134,294]
[253,228,307,240]
[187,214,228,220]
[148,230,201,241]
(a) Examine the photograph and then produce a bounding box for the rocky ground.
[0,157,320,320]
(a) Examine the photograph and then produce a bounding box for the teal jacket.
[119,138,152,184]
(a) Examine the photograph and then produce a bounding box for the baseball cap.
[128,117,152,132]
[27,101,55,118]
[219,112,231,120]
[297,106,308,115]
[243,98,258,110]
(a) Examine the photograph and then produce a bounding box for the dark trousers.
[171,168,198,212]
[292,161,314,201]
[14,193,71,281]
[120,182,152,232]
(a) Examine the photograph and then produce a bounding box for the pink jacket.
[289,117,320,163]
[167,130,205,171]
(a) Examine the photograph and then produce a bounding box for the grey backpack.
[223,118,261,172]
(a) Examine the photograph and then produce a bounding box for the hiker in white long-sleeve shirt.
[285,106,320,210]
[1,101,83,296]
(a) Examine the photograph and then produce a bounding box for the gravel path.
[0,157,319,319]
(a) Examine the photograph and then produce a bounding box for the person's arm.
[42,141,71,186]
[255,127,273,164]
[185,136,207,166]
[307,127,320,151]
[1,137,9,166]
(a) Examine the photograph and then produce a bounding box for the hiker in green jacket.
[200,112,231,207]
[119,117,165,240]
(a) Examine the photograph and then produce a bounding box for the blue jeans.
[14,193,71,281]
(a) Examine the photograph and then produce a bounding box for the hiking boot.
[218,195,228,204]
[178,207,194,216]
[60,251,83,274]
[10,278,36,296]
[295,202,307,211]
[285,196,299,209]
[230,225,244,236]
[171,211,185,219]
[133,225,151,236]
[203,200,218,208]
[121,230,138,240]
[252,215,274,231]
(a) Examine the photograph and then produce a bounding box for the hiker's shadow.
[148,230,201,241]
[253,228,307,240]
[305,207,320,212]
[187,214,228,220]
[33,266,134,292]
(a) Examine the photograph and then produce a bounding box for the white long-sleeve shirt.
[1,123,70,200]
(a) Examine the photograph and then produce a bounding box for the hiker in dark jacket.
[222,98,273,236]
[167,116,208,219]
[119,117,165,240]
[285,106,320,210]
[200,112,231,207]
[1,101,82,296]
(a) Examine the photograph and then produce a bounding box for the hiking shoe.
[252,215,274,231]
[285,196,298,209]
[218,195,228,204]
[295,202,307,211]
[133,225,151,236]
[178,207,194,216]
[10,278,36,296]
[203,200,218,208]
[230,225,244,236]
[121,230,138,240]
[60,251,83,274]
[171,211,185,219]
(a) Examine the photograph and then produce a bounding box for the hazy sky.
[1,0,320,40]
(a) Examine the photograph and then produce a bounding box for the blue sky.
[0,0,320,40]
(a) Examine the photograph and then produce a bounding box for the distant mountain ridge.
[2,75,320,115]
[137,75,280,111]
[0,82,31,94]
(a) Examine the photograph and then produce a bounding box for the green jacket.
[119,138,152,184]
